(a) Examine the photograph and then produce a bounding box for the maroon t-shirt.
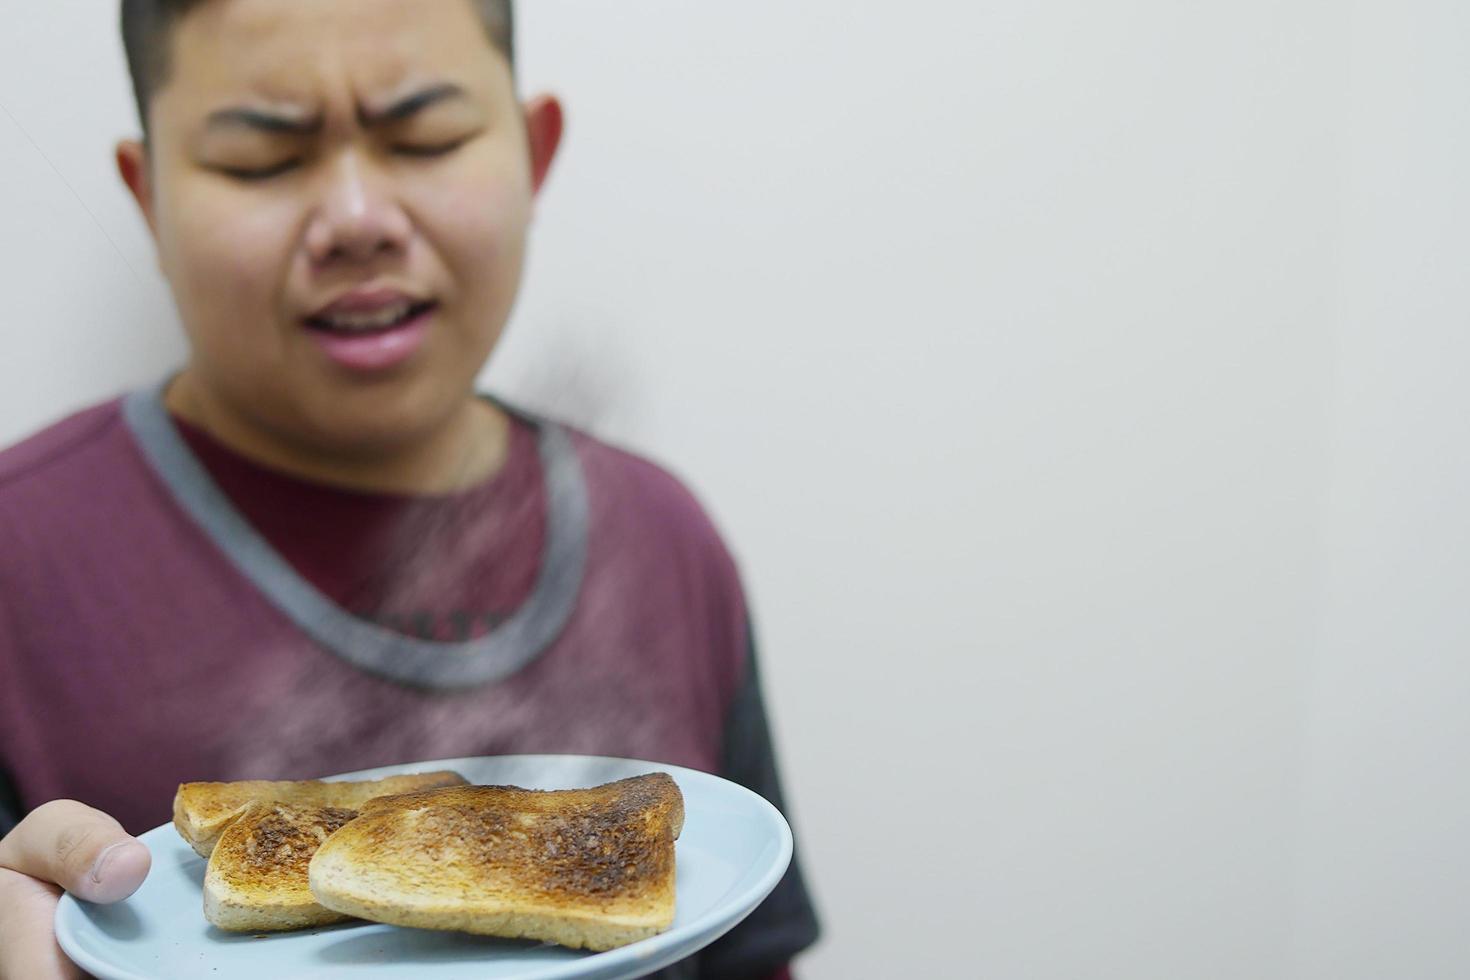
[172,413,544,642]
[0,393,745,823]
[0,389,818,977]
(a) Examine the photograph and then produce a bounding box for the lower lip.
[306,306,434,373]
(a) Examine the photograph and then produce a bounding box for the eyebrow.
[361,83,469,125]
[204,84,470,135]
[205,106,319,135]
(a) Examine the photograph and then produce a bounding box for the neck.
[163,374,509,495]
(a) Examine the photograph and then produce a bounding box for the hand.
[0,801,151,979]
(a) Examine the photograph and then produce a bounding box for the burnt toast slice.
[308,772,685,951]
[204,800,361,931]
[173,771,468,858]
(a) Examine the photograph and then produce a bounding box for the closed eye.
[394,136,473,158]
[217,159,301,181]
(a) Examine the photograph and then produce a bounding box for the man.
[0,2,818,976]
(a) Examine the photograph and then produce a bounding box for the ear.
[116,139,160,241]
[522,94,564,198]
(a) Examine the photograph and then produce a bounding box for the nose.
[303,149,412,266]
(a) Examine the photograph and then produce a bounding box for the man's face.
[124,0,554,457]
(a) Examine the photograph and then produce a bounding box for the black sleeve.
[0,767,22,838]
[694,628,822,978]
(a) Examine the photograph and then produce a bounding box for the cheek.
[159,187,299,320]
[415,171,530,292]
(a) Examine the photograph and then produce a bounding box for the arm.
[696,626,821,980]
[0,593,151,978]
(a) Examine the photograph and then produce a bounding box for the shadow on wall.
[488,313,643,440]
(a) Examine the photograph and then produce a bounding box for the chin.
[292,383,466,453]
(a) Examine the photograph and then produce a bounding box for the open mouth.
[304,300,438,335]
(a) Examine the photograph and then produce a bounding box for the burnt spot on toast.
[217,804,359,888]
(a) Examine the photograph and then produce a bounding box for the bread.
[173,771,468,858]
[308,772,685,951]
[203,801,361,932]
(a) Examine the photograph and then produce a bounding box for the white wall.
[1291,3,1470,978]
[0,2,1464,978]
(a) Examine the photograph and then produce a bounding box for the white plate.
[56,755,793,980]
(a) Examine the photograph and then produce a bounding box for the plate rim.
[56,753,794,980]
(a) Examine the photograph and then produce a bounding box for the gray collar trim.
[121,383,587,690]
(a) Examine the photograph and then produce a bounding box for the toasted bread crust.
[309,772,684,951]
[173,770,467,858]
[204,801,360,932]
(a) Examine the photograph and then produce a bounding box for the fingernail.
[89,841,131,884]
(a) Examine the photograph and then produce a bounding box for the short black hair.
[120,0,515,135]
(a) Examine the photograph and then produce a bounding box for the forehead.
[162,0,504,111]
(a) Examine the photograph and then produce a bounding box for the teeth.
[317,301,415,332]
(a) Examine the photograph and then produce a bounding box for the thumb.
[0,800,151,903]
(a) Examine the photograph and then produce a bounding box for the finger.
[0,800,151,903]
[0,868,84,979]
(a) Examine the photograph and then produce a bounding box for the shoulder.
[0,398,128,497]
[564,425,733,558]
[0,397,138,571]
[553,423,749,630]
[552,422,753,708]
[0,398,135,613]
